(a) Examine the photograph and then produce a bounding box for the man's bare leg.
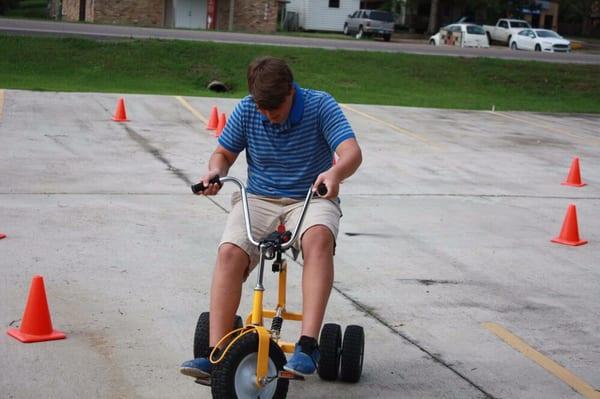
[209,243,250,347]
[300,225,335,339]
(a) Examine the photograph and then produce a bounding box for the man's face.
[257,88,295,125]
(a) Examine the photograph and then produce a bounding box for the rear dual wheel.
[318,323,342,381]
[340,325,365,382]
[317,323,365,382]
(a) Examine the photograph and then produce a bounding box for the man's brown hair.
[247,56,293,110]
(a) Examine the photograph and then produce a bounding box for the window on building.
[329,0,340,8]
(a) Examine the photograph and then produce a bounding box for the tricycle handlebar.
[191,176,327,250]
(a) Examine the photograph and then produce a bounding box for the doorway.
[174,0,207,29]
[544,15,553,30]
[79,0,86,21]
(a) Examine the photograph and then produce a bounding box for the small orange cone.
[207,106,219,130]
[112,97,129,122]
[0,232,6,239]
[216,113,226,137]
[7,275,66,343]
[561,157,586,187]
[551,204,587,246]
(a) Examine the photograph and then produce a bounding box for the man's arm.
[314,138,362,199]
[196,145,239,195]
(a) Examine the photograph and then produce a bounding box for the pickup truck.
[483,19,531,46]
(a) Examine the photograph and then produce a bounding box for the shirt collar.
[260,83,304,127]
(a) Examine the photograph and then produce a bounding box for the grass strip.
[0,34,598,113]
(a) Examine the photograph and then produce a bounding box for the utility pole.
[427,0,439,34]
[229,0,235,31]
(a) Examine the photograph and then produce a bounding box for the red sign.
[207,0,217,30]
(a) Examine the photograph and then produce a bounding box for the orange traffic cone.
[7,275,66,343]
[207,106,219,130]
[112,97,129,122]
[551,204,587,246]
[216,113,226,137]
[561,157,586,187]
[0,232,6,239]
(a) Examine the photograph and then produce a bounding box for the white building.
[286,0,360,32]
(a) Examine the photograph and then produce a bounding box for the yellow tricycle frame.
[205,176,323,389]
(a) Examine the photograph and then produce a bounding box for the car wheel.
[429,39,436,46]
[343,24,349,35]
[486,32,492,44]
[510,41,517,50]
[383,33,391,42]
[506,35,511,46]
[356,26,363,39]
[535,44,541,52]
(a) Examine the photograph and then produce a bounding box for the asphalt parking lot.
[1,89,599,399]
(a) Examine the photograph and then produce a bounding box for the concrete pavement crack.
[121,124,229,213]
[329,284,496,399]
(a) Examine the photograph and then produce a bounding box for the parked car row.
[428,18,571,53]
[340,11,571,53]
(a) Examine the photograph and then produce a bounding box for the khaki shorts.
[220,192,342,270]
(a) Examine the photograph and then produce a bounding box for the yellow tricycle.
[190,176,365,399]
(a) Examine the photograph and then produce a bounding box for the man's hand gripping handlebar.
[191,177,328,197]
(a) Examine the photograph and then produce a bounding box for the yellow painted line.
[175,96,208,124]
[0,89,4,120]
[488,111,600,144]
[483,322,600,399]
[341,103,443,149]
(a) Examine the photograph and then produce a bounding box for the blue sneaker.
[180,357,212,385]
[283,341,320,377]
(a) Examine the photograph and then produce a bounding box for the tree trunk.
[427,0,440,34]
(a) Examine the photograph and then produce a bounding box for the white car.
[510,29,571,53]
[484,19,531,46]
[429,24,489,48]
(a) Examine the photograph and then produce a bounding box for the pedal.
[278,370,305,381]
[194,377,211,386]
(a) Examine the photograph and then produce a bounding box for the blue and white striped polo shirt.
[218,84,355,199]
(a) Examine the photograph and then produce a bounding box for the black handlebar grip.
[191,176,221,194]
[316,183,328,197]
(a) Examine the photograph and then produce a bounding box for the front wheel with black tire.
[535,44,541,52]
[510,41,518,50]
[317,323,341,381]
[211,332,289,399]
[429,39,436,46]
[343,23,349,35]
[340,325,365,383]
[193,312,244,358]
[383,33,391,42]
[356,26,364,39]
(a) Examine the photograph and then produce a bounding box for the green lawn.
[1,34,599,113]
